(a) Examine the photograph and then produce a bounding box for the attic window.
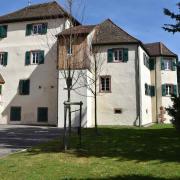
[114,108,122,114]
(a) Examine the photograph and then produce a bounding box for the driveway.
[0,125,62,157]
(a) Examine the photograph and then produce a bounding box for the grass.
[0,124,180,180]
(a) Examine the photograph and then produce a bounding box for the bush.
[166,95,180,131]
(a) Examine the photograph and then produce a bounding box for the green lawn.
[0,125,180,180]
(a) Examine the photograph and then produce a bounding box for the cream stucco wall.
[138,47,153,126]
[0,18,68,125]
[95,45,139,126]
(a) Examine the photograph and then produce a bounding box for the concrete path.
[0,125,62,157]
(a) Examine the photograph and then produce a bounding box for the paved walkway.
[0,125,62,157]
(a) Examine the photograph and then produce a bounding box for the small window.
[165,84,173,96]
[37,107,48,122]
[0,25,8,38]
[19,79,30,95]
[100,76,111,93]
[0,52,8,66]
[31,51,41,64]
[66,43,72,55]
[144,53,149,68]
[26,23,47,36]
[113,49,123,61]
[164,59,172,70]
[114,108,122,114]
[10,107,21,121]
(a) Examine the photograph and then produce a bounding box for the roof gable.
[144,42,177,57]
[0,1,80,25]
[93,19,140,45]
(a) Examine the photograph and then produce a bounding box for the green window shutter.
[173,85,177,96]
[25,51,30,65]
[145,83,148,95]
[26,24,32,36]
[161,57,165,70]
[39,51,45,64]
[24,80,30,95]
[0,25,7,38]
[38,107,48,122]
[172,60,176,71]
[123,48,128,62]
[151,86,155,97]
[3,52,8,66]
[107,49,113,63]
[0,85,2,95]
[41,23,48,34]
[19,80,24,95]
[162,84,166,96]
[149,58,155,70]
[10,107,21,121]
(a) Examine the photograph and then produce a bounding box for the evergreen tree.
[166,95,180,131]
[163,2,180,33]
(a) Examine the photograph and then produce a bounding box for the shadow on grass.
[78,175,178,180]
[26,125,180,164]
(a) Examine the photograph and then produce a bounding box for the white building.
[0,1,79,126]
[0,2,178,127]
[57,19,178,127]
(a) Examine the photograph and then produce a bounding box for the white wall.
[94,45,139,126]
[0,18,67,125]
[58,70,91,127]
[138,46,153,126]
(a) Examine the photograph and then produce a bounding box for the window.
[161,58,176,71]
[0,25,7,38]
[162,84,177,96]
[143,53,155,70]
[100,76,111,93]
[114,108,122,114]
[19,79,30,95]
[108,48,128,63]
[0,52,8,66]
[145,83,155,97]
[113,49,123,61]
[164,59,172,70]
[37,107,48,122]
[25,51,44,65]
[10,107,21,121]
[26,23,47,36]
[66,44,72,55]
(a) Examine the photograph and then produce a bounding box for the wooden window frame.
[99,75,111,93]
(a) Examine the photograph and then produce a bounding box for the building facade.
[0,2,178,127]
[57,19,178,127]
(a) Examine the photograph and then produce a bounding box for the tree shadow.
[26,125,180,164]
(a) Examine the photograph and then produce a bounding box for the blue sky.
[0,0,179,57]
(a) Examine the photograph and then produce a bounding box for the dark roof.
[93,19,140,45]
[0,1,80,25]
[144,42,177,57]
[59,25,96,36]
[0,74,5,84]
